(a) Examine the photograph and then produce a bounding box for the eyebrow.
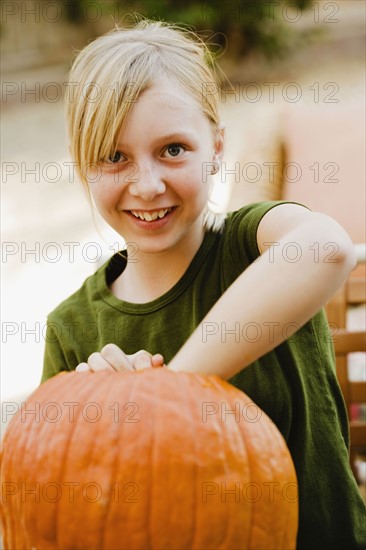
[116,132,197,149]
[156,132,196,142]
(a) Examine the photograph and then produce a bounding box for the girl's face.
[88,78,223,258]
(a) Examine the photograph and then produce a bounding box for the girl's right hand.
[75,343,165,373]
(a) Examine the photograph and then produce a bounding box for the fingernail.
[76,364,88,372]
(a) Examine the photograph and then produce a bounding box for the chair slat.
[347,278,366,303]
[350,422,366,447]
[349,382,366,404]
[326,257,366,482]
[333,330,366,353]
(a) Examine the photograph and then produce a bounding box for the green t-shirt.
[42,201,366,549]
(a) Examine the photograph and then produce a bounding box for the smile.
[129,208,173,222]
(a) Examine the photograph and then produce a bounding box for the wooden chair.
[333,330,366,477]
[325,259,366,481]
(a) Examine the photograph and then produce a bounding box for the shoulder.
[47,275,97,327]
[47,252,124,324]
[205,202,297,287]
[222,201,308,262]
[256,202,312,254]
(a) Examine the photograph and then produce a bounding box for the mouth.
[124,207,177,229]
[128,207,174,222]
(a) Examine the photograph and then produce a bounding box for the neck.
[111,227,206,303]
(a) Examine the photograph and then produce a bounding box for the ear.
[213,122,225,162]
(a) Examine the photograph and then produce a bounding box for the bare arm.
[168,204,356,379]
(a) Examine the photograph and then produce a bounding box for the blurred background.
[1,1,365,407]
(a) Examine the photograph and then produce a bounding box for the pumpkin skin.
[1,369,298,549]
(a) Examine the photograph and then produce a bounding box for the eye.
[163,144,185,158]
[106,151,126,164]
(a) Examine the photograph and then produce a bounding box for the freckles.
[90,174,120,199]
[180,162,206,187]
[176,177,201,197]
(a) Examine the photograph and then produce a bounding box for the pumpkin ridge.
[149,370,164,547]
[187,374,236,549]
[181,372,198,549]
[242,393,262,550]
[243,402,271,549]
[102,371,146,550]
[73,372,126,549]
[265,423,287,549]
[276,434,289,550]
[25,372,80,547]
[144,369,157,549]
[49,372,97,544]
[2,372,77,548]
[213,376,252,549]
[149,369,178,548]
[47,372,101,548]
[259,404,298,549]
[183,373,211,549]
[103,371,134,549]
[1,396,29,549]
[1,381,57,549]
[236,389,297,549]
[270,420,291,550]
[169,371,200,549]
[205,377,231,549]
[99,371,136,550]
[36,372,100,548]
[272,423,298,550]
[228,382,253,550]
[1,416,22,548]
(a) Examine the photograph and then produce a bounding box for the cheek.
[88,185,103,211]
[174,173,207,203]
[88,176,119,211]
[177,159,211,194]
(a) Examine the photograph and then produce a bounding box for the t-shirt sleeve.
[221,201,309,285]
[41,320,74,383]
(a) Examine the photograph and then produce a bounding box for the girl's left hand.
[75,344,165,373]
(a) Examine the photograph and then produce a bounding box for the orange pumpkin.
[1,369,298,549]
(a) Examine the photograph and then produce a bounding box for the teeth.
[130,208,172,221]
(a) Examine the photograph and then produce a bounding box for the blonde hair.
[65,19,225,232]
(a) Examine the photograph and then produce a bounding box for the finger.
[75,363,89,372]
[151,354,165,368]
[100,343,134,372]
[87,352,115,372]
[131,350,153,371]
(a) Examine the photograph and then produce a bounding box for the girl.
[42,19,365,549]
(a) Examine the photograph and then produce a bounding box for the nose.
[128,163,166,201]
